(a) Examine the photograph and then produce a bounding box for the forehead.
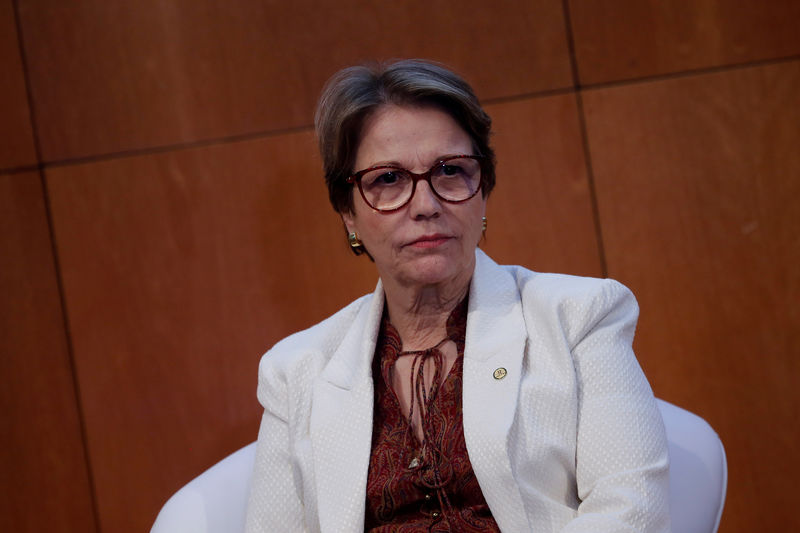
[355,104,472,168]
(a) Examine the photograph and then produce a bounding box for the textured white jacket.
[245,249,670,532]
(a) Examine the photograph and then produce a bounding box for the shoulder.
[255,293,373,410]
[492,259,637,348]
[475,248,634,309]
[506,265,634,310]
[259,292,372,375]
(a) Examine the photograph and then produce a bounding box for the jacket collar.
[317,278,384,390]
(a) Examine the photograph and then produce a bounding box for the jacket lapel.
[462,249,530,531]
[310,281,384,533]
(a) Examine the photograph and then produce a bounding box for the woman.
[245,60,670,532]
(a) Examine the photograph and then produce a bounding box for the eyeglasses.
[347,155,484,212]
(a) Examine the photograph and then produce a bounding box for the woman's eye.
[441,165,464,176]
[375,171,400,185]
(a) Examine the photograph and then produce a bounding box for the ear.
[480,196,487,217]
[341,211,357,235]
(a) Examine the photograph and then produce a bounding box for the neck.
[381,272,471,351]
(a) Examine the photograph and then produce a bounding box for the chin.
[398,255,469,287]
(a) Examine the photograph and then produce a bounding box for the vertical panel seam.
[11,1,102,531]
[571,91,608,278]
[561,0,608,277]
[560,0,582,88]
[10,0,42,164]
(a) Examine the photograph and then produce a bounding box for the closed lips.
[406,234,452,247]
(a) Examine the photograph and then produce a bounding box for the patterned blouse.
[364,297,500,532]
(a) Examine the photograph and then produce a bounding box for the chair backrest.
[656,398,728,533]
[151,399,727,532]
[151,442,256,533]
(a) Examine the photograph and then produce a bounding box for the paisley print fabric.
[364,297,500,532]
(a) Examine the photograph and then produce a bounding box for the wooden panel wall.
[2,0,798,531]
[569,0,800,83]
[583,61,800,530]
[17,0,570,162]
[0,172,97,531]
[0,0,35,168]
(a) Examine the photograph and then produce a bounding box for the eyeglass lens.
[358,156,481,211]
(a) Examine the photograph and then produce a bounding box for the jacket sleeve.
[244,353,307,533]
[562,279,671,533]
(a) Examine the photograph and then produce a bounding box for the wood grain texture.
[569,0,800,84]
[583,60,800,532]
[18,0,571,162]
[46,129,380,532]
[0,0,36,169]
[483,94,603,277]
[0,172,97,532]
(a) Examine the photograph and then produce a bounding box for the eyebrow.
[365,160,404,169]
[362,154,468,170]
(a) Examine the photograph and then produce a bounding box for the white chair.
[658,399,727,533]
[151,442,256,533]
[151,399,727,533]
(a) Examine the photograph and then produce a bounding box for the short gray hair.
[315,59,496,214]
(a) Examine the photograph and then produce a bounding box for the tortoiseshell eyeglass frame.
[346,154,486,213]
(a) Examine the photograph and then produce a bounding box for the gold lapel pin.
[493,367,507,380]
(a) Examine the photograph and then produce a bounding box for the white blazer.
[245,250,670,532]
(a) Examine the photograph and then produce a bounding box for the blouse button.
[424,494,432,501]
[432,511,440,518]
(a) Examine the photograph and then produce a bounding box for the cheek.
[465,202,487,238]
[352,211,389,248]
[369,218,398,247]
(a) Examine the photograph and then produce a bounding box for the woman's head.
[315,59,496,215]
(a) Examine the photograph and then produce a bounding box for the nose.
[408,178,441,219]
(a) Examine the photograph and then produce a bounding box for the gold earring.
[481,216,487,232]
[348,232,365,255]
